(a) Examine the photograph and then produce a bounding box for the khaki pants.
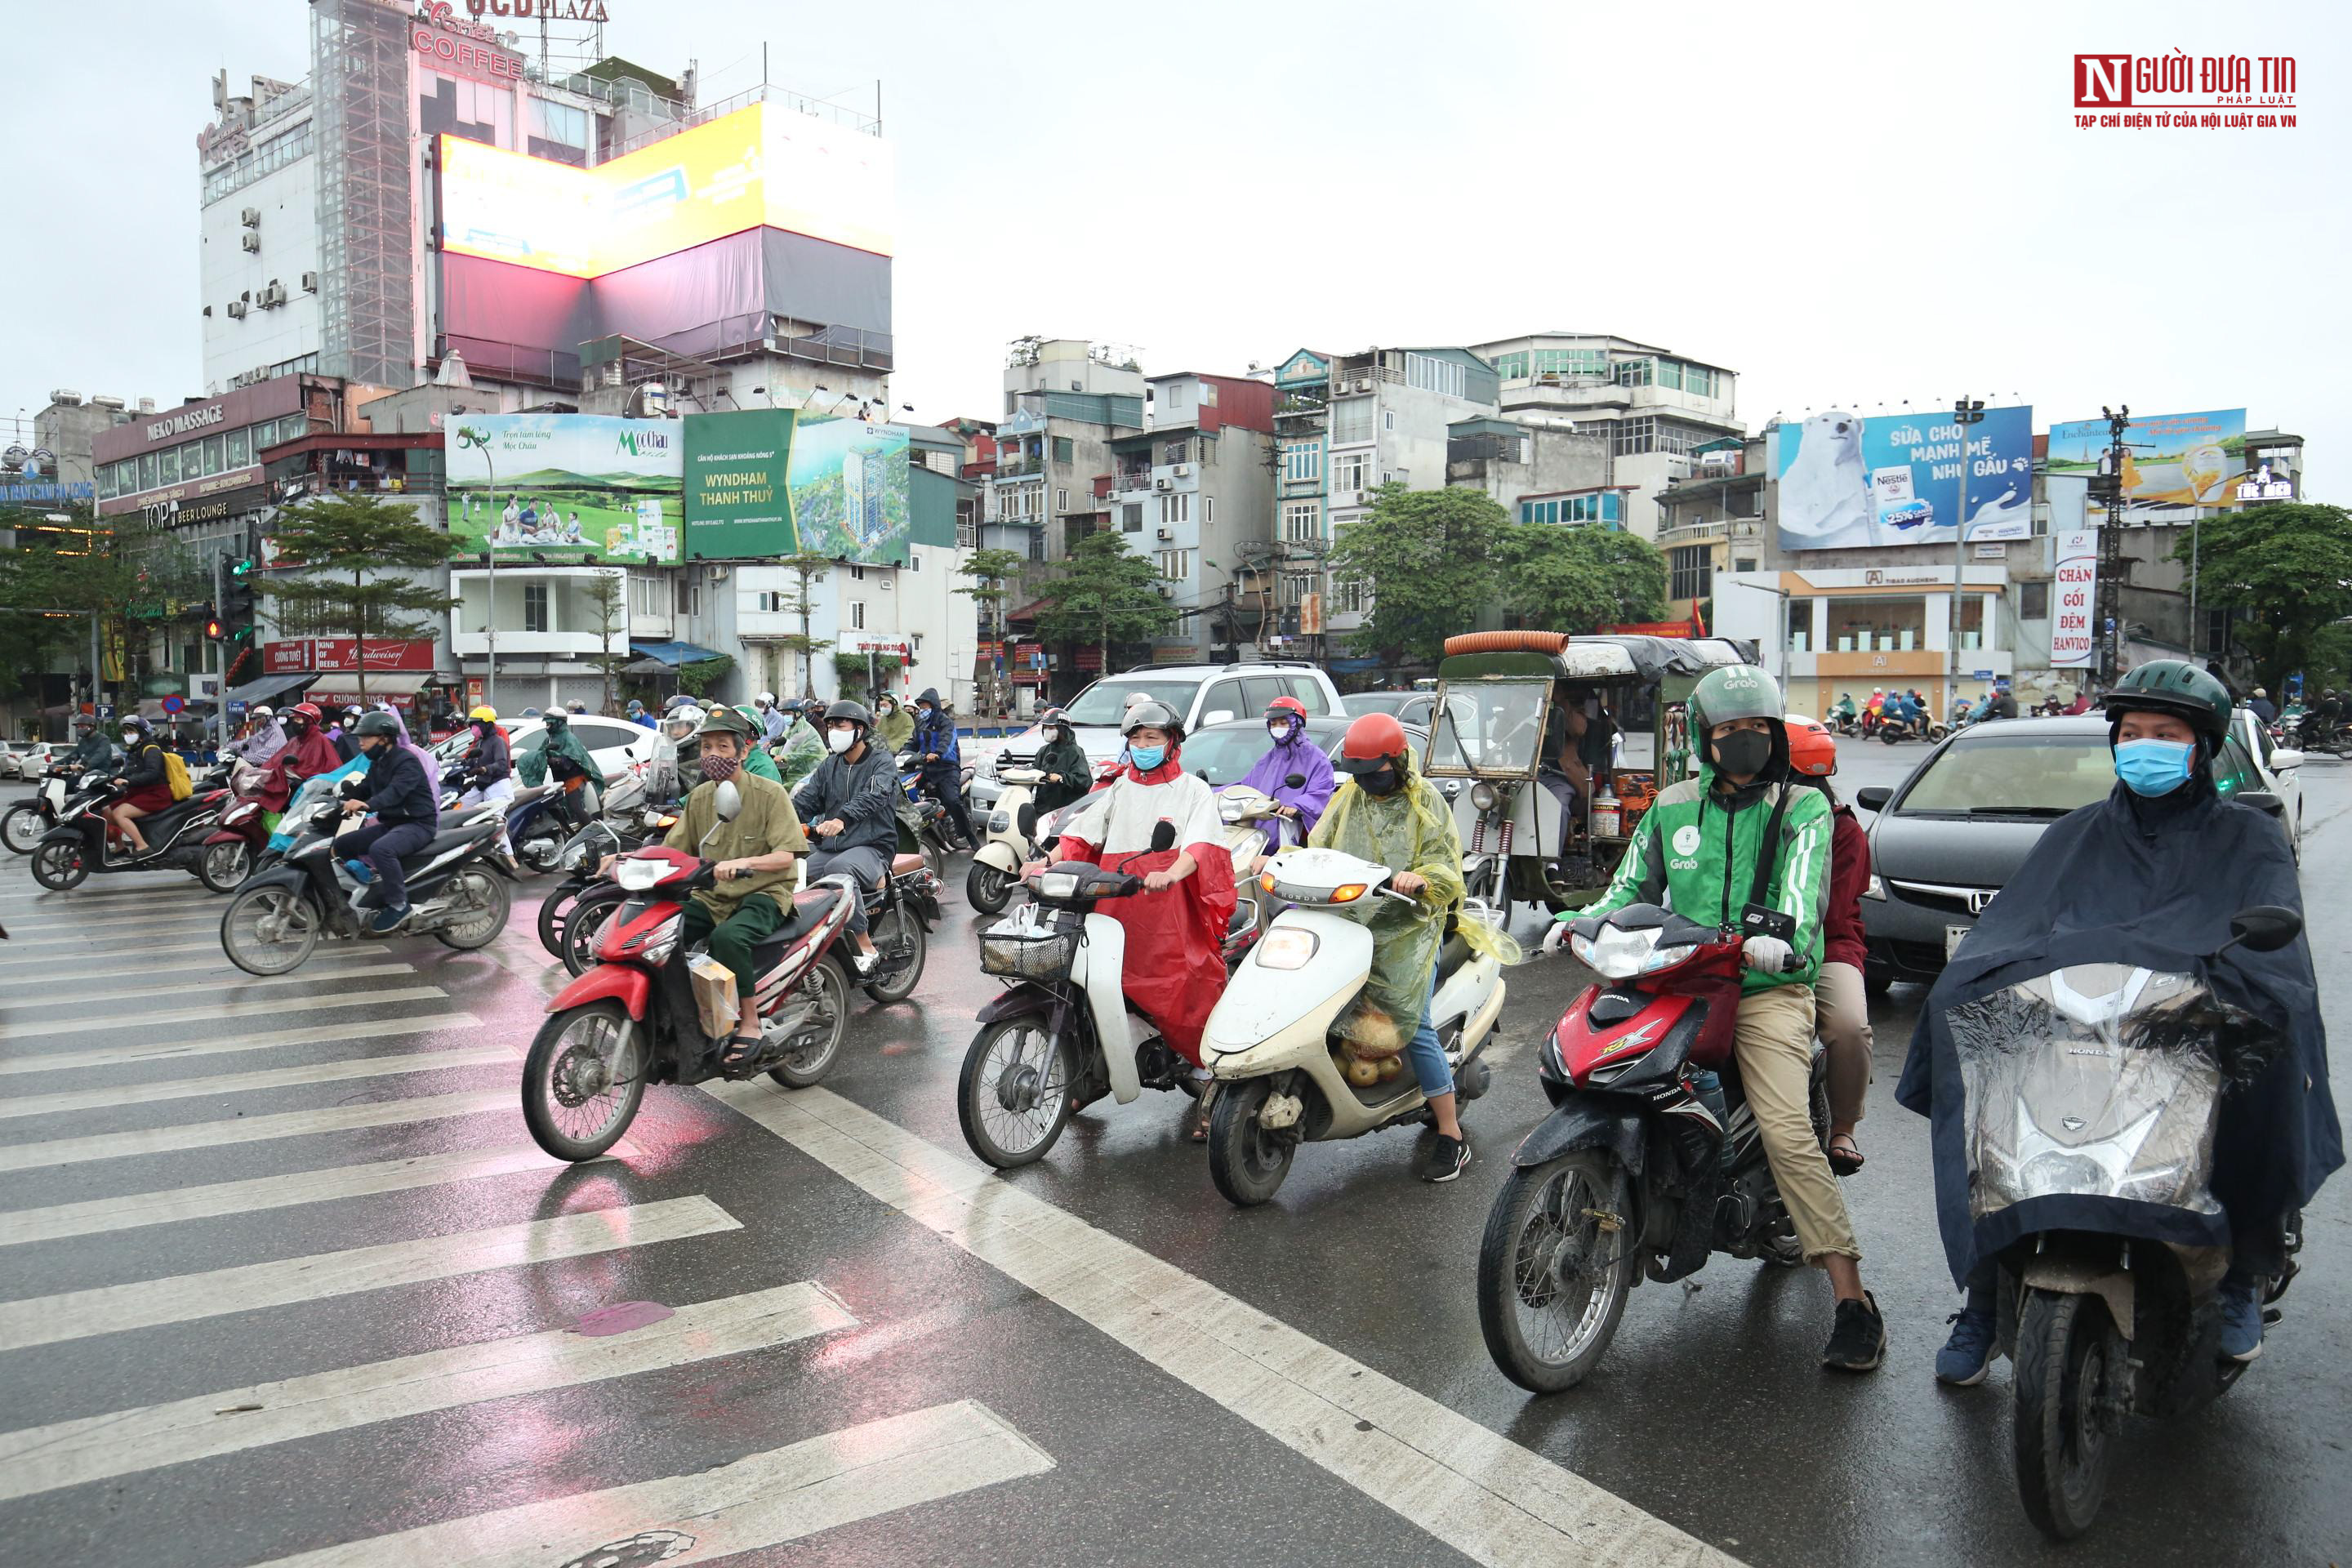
[1814,960,1874,1129]
[1734,982,1860,1264]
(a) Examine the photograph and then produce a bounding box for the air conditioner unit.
[1156,528,1174,541]
[240,232,261,253]
[1154,478,1171,491]
[1353,379,1373,394]
[258,283,287,307]
[1173,464,1192,477]
[240,207,261,229]
[225,301,249,319]
[301,271,318,292]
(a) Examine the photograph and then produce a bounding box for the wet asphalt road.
[0,748,2345,1567]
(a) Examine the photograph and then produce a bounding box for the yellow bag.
[162,748,193,801]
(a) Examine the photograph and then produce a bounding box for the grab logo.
[1672,825,1702,857]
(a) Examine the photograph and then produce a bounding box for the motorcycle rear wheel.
[965,860,1012,915]
[862,904,927,1003]
[220,884,320,975]
[198,839,251,894]
[433,865,510,950]
[1206,1077,1295,1207]
[562,884,629,977]
[523,1000,644,1160]
[2,803,42,855]
[768,956,850,1089]
[1477,1151,1636,1393]
[2013,1287,2123,1542]
[29,838,87,890]
[958,1017,1076,1168]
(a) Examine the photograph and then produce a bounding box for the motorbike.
[537,795,682,960]
[1476,902,1829,1394]
[1949,906,2305,1541]
[958,860,1225,1168]
[504,781,578,875]
[3,764,110,855]
[216,791,513,975]
[1197,846,1507,1206]
[1214,782,1303,963]
[521,786,869,1160]
[29,772,229,891]
[897,747,972,856]
[967,765,1053,915]
[194,760,279,894]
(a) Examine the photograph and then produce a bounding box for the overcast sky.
[6,0,2344,485]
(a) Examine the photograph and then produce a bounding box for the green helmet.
[2103,659,2230,742]
[1688,665,1787,737]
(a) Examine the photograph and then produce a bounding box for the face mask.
[120,733,139,747]
[827,728,857,754]
[1268,722,1294,742]
[1712,728,1772,778]
[2115,737,2195,797]
[1359,768,1401,796]
[1128,745,1166,773]
[700,751,740,783]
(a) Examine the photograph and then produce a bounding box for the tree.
[0,504,208,710]
[1032,532,1176,674]
[1493,523,1668,634]
[255,492,457,703]
[583,568,629,714]
[675,653,736,699]
[1327,483,1508,668]
[775,550,837,698]
[956,547,1026,718]
[2174,501,2352,693]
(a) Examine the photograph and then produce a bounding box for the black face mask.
[1359,768,1401,797]
[1712,728,1773,778]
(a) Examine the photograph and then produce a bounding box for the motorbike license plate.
[1945,923,1972,959]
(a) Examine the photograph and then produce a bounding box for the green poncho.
[742,744,782,782]
[873,704,915,756]
[770,716,826,790]
[516,723,605,790]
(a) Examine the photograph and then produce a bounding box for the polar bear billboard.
[1771,405,2033,551]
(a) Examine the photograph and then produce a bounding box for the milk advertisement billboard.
[2046,408,2247,523]
[1771,405,2034,551]
[446,414,683,562]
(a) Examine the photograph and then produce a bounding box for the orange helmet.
[1784,712,1837,777]
[1336,710,1409,774]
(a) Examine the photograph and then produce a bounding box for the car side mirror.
[713,779,742,823]
[2268,748,2303,770]
[2225,904,2301,954]
[2237,789,2285,819]
[1285,772,1307,789]
[1205,710,1236,727]
[1855,786,1893,813]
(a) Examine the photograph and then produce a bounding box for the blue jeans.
[1402,959,1450,1098]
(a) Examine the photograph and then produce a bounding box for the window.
[909,553,921,571]
[1490,351,1530,381]
[201,434,225,476]
[1283,501,1321,543]
[1163,439,1189,466]
[1521,499,1561,527]
[1239,675,1284,717]
[1198,437,1217,466]
[1615,416,1656,456]
[1154,548,1194,580]
[1056,488,1069,513]
[2212,737,2259,797]
[158,445,182,484]
[1684,363,1718,399]
[526,96,589,164]
[1027,530,1045,562]
[1612,359,1655,389]
[1657,359,1683,391]
[1404,353,1467,399]
[140,452,158,490]
[1051,435,1074,465]
[1669,544,1713,602]
[523,583,549,632]
[1284,675,1331,715]
[1329,398,1374,445]
[850,601,866,630]
[849,564,866,581]
[1332,452,1370,493]
[2019,580,2050,620]
[576,720,638,752]
[1122,503,1143,533]
[1532,348,1606,378]
[1204,497,1215,526]
[1282,442,1321,483]
[633,576,664,616]
[1383,410,1395,431]
[419,71,512,147]
[675,575,701,617]
[1564,492,1622,525]
[1159,492,1190,528]
[225,426,251,467]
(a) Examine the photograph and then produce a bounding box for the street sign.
[161,693,185,715]
[228,700,248,716]
[95,702,114,720]
[1972,670,1994,680]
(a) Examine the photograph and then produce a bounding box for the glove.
[1541,920,1572,956]
[1743,934,1794,974]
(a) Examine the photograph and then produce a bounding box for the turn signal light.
[1330,883,1367,902]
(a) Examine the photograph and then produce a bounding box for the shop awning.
[627,640,727,667]
[302,670,433,698]
[220,671,318,708]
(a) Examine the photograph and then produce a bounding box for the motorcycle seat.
[138,795,213,837]
[748,888,838,963]
[401,823,495,867]
[438,806,500,831]
[890,852,928,876]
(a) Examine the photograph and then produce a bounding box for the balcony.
[1274,396,1328,421]
[993,460,1038,480]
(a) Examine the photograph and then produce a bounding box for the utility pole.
[2097,405,2131,684]
[212,546,229,750]
[1947,397,1986,722]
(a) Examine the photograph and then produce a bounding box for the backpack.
[161,747,193,801]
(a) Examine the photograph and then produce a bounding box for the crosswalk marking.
[0,1194,740,1352]
[0,1141,636,1247]
[0,1281,856,1503]
[0,924,223,953]
[0,1045,513,1120]
[11,983,449,1040]
[0,938,220,969]
[0,1013,484,1076]
[707,1082,1734,1568]
[0,947,392,985]
[247,1399,1053,1567]
[0,907,224,937]
[0,960,415,1015]
[0,1086,512,1171]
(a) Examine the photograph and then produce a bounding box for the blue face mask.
[2114,737,2196,797]
[1129,745,1166,773]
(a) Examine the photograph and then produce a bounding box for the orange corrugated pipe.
[1441,630,1570,657]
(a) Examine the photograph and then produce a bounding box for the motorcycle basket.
[978,918,1080,982]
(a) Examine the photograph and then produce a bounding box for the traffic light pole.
[212,547,229,749]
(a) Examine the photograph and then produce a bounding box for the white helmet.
[662,703,706,740]
[250,705,274,719]
[755,691,777,706]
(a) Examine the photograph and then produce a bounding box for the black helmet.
[824,698,872,730]
[2104,659,2230,743]
[354,711,402,740]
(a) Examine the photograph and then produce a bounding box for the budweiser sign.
[264,638,438,675]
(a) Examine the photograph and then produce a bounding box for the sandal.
[1187,1084,1218,1142]
[1827,1132,1864,1176]
[719,1034,762,1071]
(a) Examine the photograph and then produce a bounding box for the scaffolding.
[310,0,413,388]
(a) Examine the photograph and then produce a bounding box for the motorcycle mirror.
[1284,773,1307,789]
[713,778,742,823]
[2225,904,2301,954]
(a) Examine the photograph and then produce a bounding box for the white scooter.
[968,765,1056,915]
[1197,845,1507,1205]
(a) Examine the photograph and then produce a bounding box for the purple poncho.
[1235,724,1337,846]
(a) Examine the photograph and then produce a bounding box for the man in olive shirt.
[665,707,810,1058]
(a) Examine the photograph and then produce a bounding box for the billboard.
[789,420,911,560]
[2051,530,2100,670]
[1771,405,2034,550]
[444,414,683,562]
[684,409,798,559]
[439,102,895,280]
[2046,408,2247,520]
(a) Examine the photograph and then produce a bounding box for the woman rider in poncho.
[1233,695,1334,856]
[872,693,916,757]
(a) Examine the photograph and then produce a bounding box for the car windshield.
[1343,693,1414,718]
[1061,679,1200,726]
[1900,733,2116,815]
[1181,727,1281,786]
[1427,680,1548,773]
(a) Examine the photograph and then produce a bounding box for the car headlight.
[1469,782,1499,813]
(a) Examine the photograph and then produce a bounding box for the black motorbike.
[29,770,229,890]
[218,791,514,974]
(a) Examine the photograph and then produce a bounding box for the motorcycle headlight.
[1254,927,1318,970]
[988,810,1012,834]
[1034,871,1080,900]
[1469,782,1499,813]
[1570,924,1661,980]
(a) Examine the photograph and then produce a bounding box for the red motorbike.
[521,835,868,1160]
[1476,902,1829,1392]
[197,760,274,893]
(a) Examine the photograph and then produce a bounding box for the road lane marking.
[0,1140,639,1247]
[0,947,391,984]
[5,984,449,1039]
[0,923,224,951]
[0,962,416,1015]
[246,1399,1051,1567]
[0,908,225,937]
[0,938,220,969]
[0,1086,514,1170]
[0,1013,484,1076]
[0,1045,513,1120]
[0,1194,740,1351]
[0,1281,855,1503]
[706,1082,1734,1568]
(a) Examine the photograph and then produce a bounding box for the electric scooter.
[968,765,1049,914]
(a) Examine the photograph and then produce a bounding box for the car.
[1339,689,1438,728]
[1177,716,1458,801]
[0,742,32,779]
[2234,702,2303,844]
[1857,713,2296,990]
[987,663,1347,786]
[430,711,661,783]
[15,742,70,780]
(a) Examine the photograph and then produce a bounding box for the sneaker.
[2218,1278,2264,1361]
[1822,1290,1886,1373]
[849,947,881,978]
[368,905,408,934]
[1935,1307,1997,1386]
[344,858,377,884]
[1420,1132,1472,1183]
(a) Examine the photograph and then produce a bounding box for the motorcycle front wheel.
[522,1000,644,1160]
[198,839,251,894]
[2013,1287,2123,1542]
[536,881,580,956]
[433,864,510,949]
[958,1016,1076,1168]
[220,884,321,975]
[1,803,43,855]
[1477,1151,1637,1393]
[965,860,1013,915]
[29,838,87,890]
[1206,1076,1296,1207]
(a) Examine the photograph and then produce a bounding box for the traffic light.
[224,573,256,628]
[203,604,225,640]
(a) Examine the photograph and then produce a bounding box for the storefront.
[261,638,454,724]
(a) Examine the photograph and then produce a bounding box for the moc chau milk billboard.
[1771,405,2034,550]
[447,415,683,562]
[2047,408,2247,522]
